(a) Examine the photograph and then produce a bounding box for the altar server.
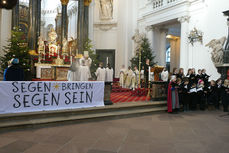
[67,60,79,81]
[161,68,169,82]
[79,60,91,81]
[119,65,126,88]
[105,63,114,82]
[95,62,106,81]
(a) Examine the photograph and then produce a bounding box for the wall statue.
[206,36,226,64]
[62,38,69,56]
[132,29,145,55]
[38,36,45,55]
[99,0,113,20]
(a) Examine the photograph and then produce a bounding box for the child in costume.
[167,75,179,113]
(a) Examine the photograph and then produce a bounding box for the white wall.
[137,0,229,80]
[187,0,229,80]
[92,0,138,77]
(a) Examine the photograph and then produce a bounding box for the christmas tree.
[130,36,156,68]
[83,39,99,80]
[0,27,31,73]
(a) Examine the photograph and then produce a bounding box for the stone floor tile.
[0,137,17,148]
[23,143,60,153]
[0,140,34,153]
[118,142,149,153]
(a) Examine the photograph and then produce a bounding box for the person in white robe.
[125,66,133,89]
[105,63,113,82]
[133,66,140,88]
[67,60,80,81]
[79,60,91,81]
[95,62,106,81]
[119,65,126,88]
[161,68,169,82]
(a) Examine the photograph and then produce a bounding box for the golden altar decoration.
[35,63,70,80]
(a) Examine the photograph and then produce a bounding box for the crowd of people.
[119,65,143,90]
[167,68,229,113]
[67,60,114,82]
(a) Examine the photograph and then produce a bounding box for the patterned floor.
[110,91,150,103]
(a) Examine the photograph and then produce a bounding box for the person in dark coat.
[221,79,229,112]
[5,58,24,81]
[188,82,197,110]
[143,59,151,88]
[196,79,207,110]
[207,80,218,109]
[201,69,210,86]
[179,77,189,111]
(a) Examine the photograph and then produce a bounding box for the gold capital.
[84,0,92,6]
[60,0,69,5]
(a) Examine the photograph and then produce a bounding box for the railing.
[151,0,178,9]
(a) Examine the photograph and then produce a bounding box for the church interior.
[1,0,229,152]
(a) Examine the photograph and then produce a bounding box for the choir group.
[167,68,229,113]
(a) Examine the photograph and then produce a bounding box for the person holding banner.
[5,58,24,81]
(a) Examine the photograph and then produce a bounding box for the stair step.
[0,101,167,129]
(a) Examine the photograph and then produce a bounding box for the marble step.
[0,101,167,129]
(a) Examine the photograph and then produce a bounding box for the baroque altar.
[35,28,77,80]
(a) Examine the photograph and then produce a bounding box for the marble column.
[159,28,167,67]
[83,5,89,44]
[37,0,41,39]
[77,0,85,54]
[11,0,19,29]
[60,0,69,51]
[178,16,190,72]
[28,0,41,51]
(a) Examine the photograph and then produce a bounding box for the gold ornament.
[60,0,69,5]
[84,0,92,6]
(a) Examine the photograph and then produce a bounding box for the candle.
[106,57,108,65]
[148,66,151,82]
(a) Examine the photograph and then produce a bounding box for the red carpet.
[110,91,150,103]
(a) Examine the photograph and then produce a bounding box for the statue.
[38,36,45,55]
[206,36,227,64]
[99,0,113,20]
[48,28,58,44]
[48,28,58,56]
[69,37,77,56]
[62,38,68,57]
[132,29,144,55]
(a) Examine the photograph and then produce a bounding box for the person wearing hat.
[5,58,24,81]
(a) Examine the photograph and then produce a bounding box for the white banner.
[0,81,104,114]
